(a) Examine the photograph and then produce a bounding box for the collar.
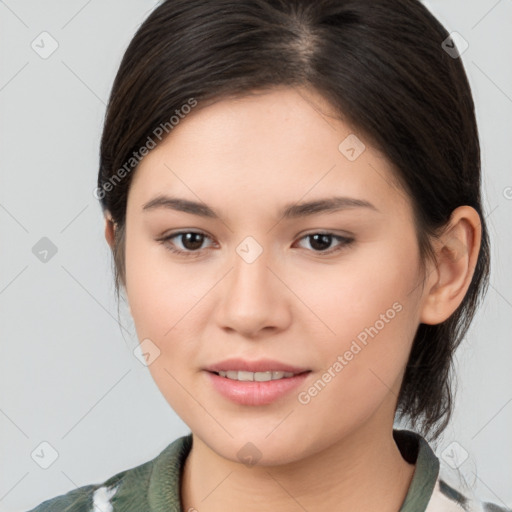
[394,429,440,511]
[147,429,439,512]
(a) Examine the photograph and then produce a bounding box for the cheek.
[294,234,420,343]
[125,228,204,335]
[124,247,205,420]
[294,235,421,395]
[123,231,220,391]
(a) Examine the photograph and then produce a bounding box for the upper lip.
[204,358,310,374]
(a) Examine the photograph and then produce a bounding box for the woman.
[28,0,510,511]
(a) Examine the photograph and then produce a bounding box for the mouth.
[204,357,310,375]
[211,370,308,381]
[203,358,311,405]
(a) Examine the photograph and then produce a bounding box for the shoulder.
[25,434,192,512]
[393,429,510,512]
[25,483,102,512]
[25,462,144,512]
[431,478,512,512]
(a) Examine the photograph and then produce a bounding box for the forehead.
[129,86,411,220]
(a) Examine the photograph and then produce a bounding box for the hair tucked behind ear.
[97,0,490,441]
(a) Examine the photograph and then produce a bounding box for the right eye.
[158,230,216,257]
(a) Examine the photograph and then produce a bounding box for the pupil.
[310,234,331,251]
[183,233,204,250]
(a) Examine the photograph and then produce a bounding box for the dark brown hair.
[97,0,490,441]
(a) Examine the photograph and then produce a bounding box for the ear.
[104,212,116,250]
[419,206,482,325]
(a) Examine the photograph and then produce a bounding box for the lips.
[205,371,310,405]
[203,358,311,405]
[217,370,295,381]
[203,357,310,375]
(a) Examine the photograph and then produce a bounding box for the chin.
[192,424,320,468]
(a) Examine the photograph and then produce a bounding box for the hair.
[97,0,490,441]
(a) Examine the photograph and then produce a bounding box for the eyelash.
[157,230,355,258]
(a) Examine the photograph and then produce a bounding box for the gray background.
[0,0,510,510]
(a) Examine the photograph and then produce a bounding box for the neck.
[181,414,416,512]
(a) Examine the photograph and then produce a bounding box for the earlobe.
[419,206,481,325]
[104,213,116,250]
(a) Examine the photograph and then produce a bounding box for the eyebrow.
[142,194,379,219]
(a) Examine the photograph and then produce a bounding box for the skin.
[104,86,481,511]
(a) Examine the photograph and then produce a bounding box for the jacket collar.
[146,429,439,512]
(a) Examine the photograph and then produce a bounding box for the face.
[121,86,430,465]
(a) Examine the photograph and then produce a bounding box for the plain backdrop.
[0,1,511,510]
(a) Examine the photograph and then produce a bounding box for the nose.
[215,244,292,338]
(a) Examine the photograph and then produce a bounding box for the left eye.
[294,233,354,253]
[158,231,354,256]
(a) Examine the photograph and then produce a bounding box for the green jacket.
[26,429,510,512]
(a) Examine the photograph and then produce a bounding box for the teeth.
[217,370,296,381]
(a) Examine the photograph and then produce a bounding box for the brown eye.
[158,231,215,256]
[296,233,354,254]
[177,232,206,251]
[308,234,334,251]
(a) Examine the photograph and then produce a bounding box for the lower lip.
[205,371,310,406]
